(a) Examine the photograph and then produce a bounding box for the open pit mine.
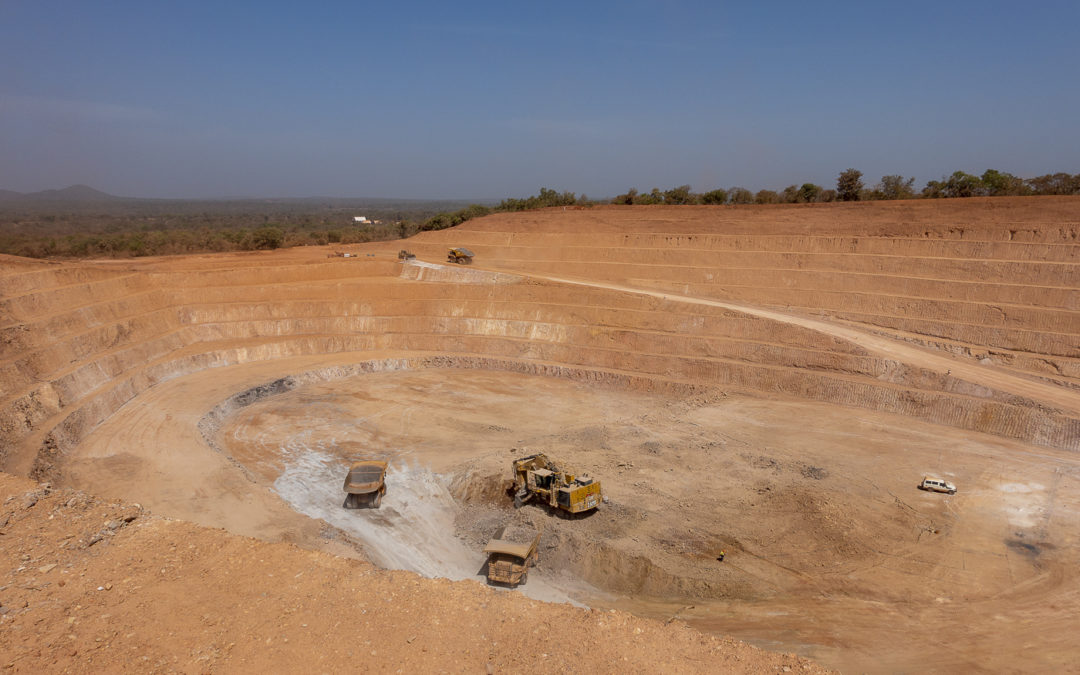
[2,197,1079,673]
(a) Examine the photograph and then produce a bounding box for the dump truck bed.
[343,461,387,494]
[483,525,540,586]
[483,526,540,559]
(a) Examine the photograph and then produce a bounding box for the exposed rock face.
[3,199,1078,477]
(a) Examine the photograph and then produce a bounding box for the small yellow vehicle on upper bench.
[446,247,474,264]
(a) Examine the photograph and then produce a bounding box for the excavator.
[509,453,602,514]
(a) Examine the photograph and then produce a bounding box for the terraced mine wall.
[2,198,1078,480]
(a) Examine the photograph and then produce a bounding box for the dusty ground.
[3,198,1079,673]
[0,473,823,674]
[206,369,1080,673]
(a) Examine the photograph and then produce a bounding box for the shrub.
[875,175,916,200]
[251,226,284,249]
[701,189,728,205]
[663,185,696,205]
[754,190,779,204]
[728,188,754,204]
[798,183,822,203]
[836,169,863,201]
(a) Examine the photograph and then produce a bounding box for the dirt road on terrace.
[478,267,1080,417]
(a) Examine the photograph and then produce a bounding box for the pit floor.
[66,366,1080,673]
[215,369,1080,673]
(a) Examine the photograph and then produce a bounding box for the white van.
[919,477,956,495]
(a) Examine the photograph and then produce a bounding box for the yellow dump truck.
[342,460,388,509]
[483,525,540,586]
[446,247,474,264]
[510,453,602,514]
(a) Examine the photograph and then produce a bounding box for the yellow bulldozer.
[510,453,602,514]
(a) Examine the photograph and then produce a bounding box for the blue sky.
[1,1,1077,199]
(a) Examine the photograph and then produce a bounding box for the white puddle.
[998,482,1045,494]
[996,482,1047,529]
[271,442,578,603]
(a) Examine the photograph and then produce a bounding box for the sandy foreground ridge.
[2,198,1079,672]
[0,473,824,673]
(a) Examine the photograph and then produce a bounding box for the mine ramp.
[342,460,388,509]
[483,525,540,587]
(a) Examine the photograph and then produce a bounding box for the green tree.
[754,189,779,204]
[876,175,916,200]
[798,183,822,203]
[498,187,577,211]
[701,188,728,205]
[459,204,492,220]
[421,212,458,230]
[251,226,284,249]
[980,169,1027,196]
[922,179,945,198]
[663,185,696,205]
[836,169,863,201]
[1026,172,1080,195]
[942,171,984,197]
[728,187,754,204]
[633,188,663,205]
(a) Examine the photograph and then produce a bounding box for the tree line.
[5,172,1076,258]
[0,200,461,259]
[611,169,1080,206]
[0,222,420,259]
[417,169,1077,233]
[421,188,581,230]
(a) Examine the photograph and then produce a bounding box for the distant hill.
[0,184,124,202]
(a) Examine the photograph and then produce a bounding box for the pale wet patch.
[271,440,577,603]
[996,482,1047,528]
[997,482,1045,493]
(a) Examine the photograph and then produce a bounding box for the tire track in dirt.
[487,266,1080,418]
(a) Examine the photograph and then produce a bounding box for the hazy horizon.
[2,1,1078,200]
